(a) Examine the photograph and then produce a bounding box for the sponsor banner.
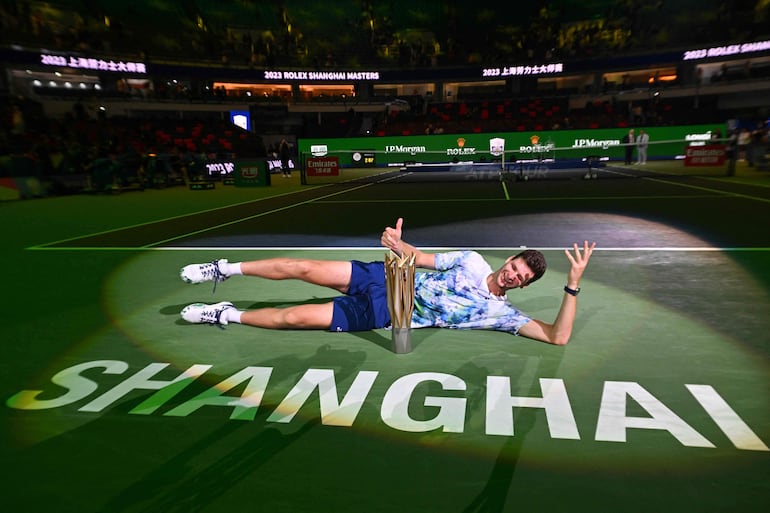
[263,70,380,81]
[40,52,147,73]
[267,159,295,173]
[205,161,235,177]
[447,137,476,157]
[298,124,727,166]
[234,161,271,186]
[311,144,328,157]
[572,137,621,149]
[520,134,555,154]
[351,151,376,167]
[490,137,505,157]
[682,39,770,60]
[482,62,564,78]
[684,144,727,166]
[385,144,427,154]
[307,157,340,176]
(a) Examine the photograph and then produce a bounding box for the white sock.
[223,307,243,324]
[223,262,243,276]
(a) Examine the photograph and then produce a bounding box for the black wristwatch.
[564,286,581,296]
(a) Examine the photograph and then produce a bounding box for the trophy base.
[391,328,413,354]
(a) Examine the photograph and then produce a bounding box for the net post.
[299,152,307,185]
[726,133,737,177]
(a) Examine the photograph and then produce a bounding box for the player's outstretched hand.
[565,241,596,287]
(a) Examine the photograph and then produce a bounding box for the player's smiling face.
[497,257,534,291]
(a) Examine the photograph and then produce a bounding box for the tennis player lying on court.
[179,218,596,345]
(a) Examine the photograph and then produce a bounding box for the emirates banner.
[684,145,727,166]
[306,157,340,176]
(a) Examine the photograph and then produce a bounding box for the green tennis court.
[2,162,769,512]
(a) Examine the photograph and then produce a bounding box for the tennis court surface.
[2,163,769,512]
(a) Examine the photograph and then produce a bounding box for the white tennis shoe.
[180,259,229,292]
[181,301,235,328]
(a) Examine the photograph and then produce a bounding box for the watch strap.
[564,286,580,296]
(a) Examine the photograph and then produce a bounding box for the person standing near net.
[622,128,635,165]
[279,138,291,178]
[178,219,596,345]
[636,129,649,164]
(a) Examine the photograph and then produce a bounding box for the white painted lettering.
[267,369,378,426]
[80,363,211,413]
[595,381,714,448]
[486,377,580,438]
[6,360,128,410]
[164,366,274,421]
[6,361,768,451]
[686,384,769,451]
[381,372,466,433]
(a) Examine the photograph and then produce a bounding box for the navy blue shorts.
[330,260,391,332]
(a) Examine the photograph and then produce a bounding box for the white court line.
[26,187,329,249]
[27,182,375,251]
[642,176,770,203]
[603,166,770,204]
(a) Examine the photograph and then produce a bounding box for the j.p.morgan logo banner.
[298,124,728,164]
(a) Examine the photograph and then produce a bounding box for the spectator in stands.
[88,150,123,192]
[11,105,25,135]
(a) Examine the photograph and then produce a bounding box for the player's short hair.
[513,249,547,284]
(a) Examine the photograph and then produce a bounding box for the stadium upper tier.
[0,0,766,69]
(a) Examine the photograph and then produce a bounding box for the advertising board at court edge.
[5,359,769,452]
[299,123,728,165]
